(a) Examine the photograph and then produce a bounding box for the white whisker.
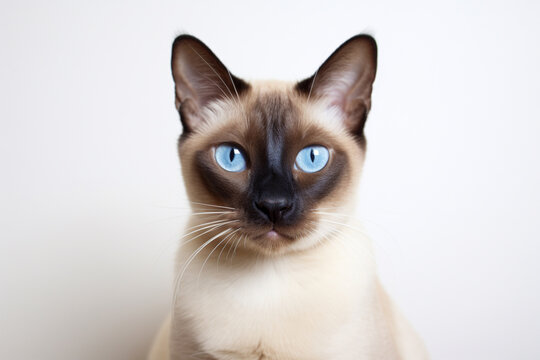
[178,220,238,249]
[190,211,235,216]
[151,219,232,266]
[316,218,366,233]
[189,201,235,210]
[217,233,233,268]
[226,68,250,125]
[307,70,318,103]
[173,227,233,311]
[197,228,241,282]
[313,210,358,218]
[231,234,244,262]
[225,232,239,261]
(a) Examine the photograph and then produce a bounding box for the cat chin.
[247,232,298,256]
[235,223,333,256]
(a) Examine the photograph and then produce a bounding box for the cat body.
[148,35,428,360]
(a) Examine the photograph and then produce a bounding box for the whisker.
[175,220,239,256]
[190,211,235,216]
[173,227,233,310]
[307,69,318,103]
[314,209,398,247]
[151,219,233,264]
[217,231,235,269]
[197,228,240,282]
[180,228,233,283]
[312,206,347,211]
[312,220,375,260]
[226,68,250,125]
[225,232,239,261]
[313,211,358,218]
[230,234,244,262]
[189,201,235,210]
[180,220,237,243]
[227,68,241,101]
[316,218,366,233]
[182,218,231,232]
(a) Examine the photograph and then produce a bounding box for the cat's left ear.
[171,35,249,134]
[296,35,377,138]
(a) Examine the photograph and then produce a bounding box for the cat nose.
[254,197,293,223]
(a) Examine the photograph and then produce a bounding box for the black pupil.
[310,149,315,162]
[229,148,235,162]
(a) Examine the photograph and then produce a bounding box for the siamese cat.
[148,34,428,360]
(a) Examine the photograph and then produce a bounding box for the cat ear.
[296,35,377,138]
[171,35,249,133]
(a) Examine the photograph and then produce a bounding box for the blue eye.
[215,144,247,172]
[295,145,329,173]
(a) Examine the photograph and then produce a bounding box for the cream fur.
[149,225,428,360]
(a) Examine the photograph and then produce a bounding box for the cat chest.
[178,259,364,359]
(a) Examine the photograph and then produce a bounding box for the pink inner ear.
[296,35,376,135]
[322,70,361,113]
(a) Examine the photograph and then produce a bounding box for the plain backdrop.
[1,0,539,359]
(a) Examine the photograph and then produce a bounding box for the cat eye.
[215,144,247,172]
[295,145,329,173]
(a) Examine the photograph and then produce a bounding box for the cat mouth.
[249,226,296,243]
[257,229,294,241]
[238,224,306,252]
[245,230,293,252]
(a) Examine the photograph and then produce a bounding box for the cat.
[148,34,428,360]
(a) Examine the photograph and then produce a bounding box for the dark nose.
[254,197,293,223]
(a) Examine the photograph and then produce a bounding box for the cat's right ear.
[171,35,249,133]
[295,35,377,139]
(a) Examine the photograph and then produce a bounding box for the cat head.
[171,34,377,255]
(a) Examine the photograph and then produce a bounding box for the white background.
[1,0,539,359]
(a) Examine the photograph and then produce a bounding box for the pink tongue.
[267,230,279,239]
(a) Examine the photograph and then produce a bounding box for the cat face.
[171,35,377,254]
